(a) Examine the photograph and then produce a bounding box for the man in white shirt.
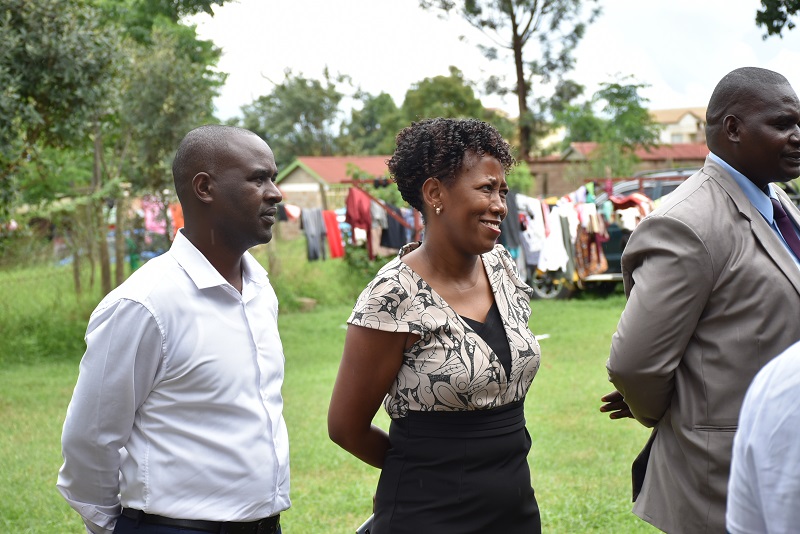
[57,125,289,534]
[727,340,800,534]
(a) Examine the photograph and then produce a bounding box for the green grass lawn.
[0,242,656,533]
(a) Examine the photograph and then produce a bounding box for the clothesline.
[340,180,423,241]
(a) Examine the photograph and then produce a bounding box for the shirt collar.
[169,230,268,292]
[708,152,778,223]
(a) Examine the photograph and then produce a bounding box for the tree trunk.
[72,244,82,296]
[93,123,111,296]
[114,190,126,287]
[512,26,531,161]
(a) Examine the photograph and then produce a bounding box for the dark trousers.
[113,514,283,534]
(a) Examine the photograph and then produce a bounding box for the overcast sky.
[189,0,800,121]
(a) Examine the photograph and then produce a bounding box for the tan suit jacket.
[607,157,800,533]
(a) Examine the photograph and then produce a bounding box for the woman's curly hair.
[387,117,516,214]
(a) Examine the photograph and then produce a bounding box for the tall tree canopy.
[239,70,345,169]
[95,0,227,42]
[401,66,487,120]
[756,0,799,37]
[419,0,601,160]
[400,66,516,144]
[119,20,223,194]
[339,92,403,155]
[557,78,661,178]
[0,0,116,211]
[1,0,228,293]
[337,67,516,157]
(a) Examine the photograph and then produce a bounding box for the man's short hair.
[172,125,259,202]
[706,67,790,129]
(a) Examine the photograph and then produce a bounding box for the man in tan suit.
[603,67,800,533]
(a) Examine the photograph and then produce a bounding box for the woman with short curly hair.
[329,117,542,533]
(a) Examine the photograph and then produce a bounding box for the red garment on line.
[323,210,344,258]
[345,187,374,259]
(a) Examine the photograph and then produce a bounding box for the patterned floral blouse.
[348,243,541,419]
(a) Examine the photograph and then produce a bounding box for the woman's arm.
[328,324,407,468]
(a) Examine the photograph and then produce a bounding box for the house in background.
[651,107,707,144]
[528,142,709,198]
[275,155,390,210]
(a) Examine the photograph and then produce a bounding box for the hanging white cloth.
[537,204,570,272]
[516,194,546,266]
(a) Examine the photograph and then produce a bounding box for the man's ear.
[192,172,213,204]
[722,114,741,143]
[421,177,443,212]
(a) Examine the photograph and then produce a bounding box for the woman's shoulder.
[353,255,424,308]
[349,253,433,332]
[484,243,515,272]
[486,244,533,300]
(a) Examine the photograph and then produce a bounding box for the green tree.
[95,0,227,43]
[95,20,223,267]
[0,0,116,213]
[756,0,799,38]
[339,69,516,157]
[507,160,534,193]
[2,0,225,293]
[339,92,403,155]
[400,66,517,145]
[557,78,661,178]
[402,66,487,120]
[419,0,601,161]
[120,21,223,195]
[239,70,345,169]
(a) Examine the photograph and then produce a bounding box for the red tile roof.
[567,142,709,161]
[297,156,391,184]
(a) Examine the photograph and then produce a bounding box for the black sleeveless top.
[461,300,512,379]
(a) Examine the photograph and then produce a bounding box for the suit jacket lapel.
[705,159,800,298]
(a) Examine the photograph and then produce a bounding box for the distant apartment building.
[651,107,707,144]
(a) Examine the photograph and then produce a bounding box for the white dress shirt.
[727,340,800,534]
[57,231,290,534]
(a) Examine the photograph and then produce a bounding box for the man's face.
[212,134,282,250]
[735,83,800,188]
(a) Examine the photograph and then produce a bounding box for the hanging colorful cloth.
[323,210,345,258]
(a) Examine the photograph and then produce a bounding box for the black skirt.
[373,400,541,534]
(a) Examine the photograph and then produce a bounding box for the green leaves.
[0,0,117,214]
[240,70,346,169]
[555,77,662,178]
[419,0,602,159]
[756,0,799,38]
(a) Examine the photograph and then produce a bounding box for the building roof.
[569,142,709,161]
[650,107,707,124]
[276,155,391,185]
[531,142,709,164]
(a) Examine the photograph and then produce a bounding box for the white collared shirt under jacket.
[57,231,290,534]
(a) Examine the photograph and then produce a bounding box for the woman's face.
[437,153,508,255]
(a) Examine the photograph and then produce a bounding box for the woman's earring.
[435,205,442,215]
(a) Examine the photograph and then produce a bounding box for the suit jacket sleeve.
[607,213,715,427]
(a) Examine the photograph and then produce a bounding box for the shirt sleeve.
[726,385,766,534]
[606,215,714,426]
[57,299,163,534]
[347,264,422,335]
[727,356,800,533]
